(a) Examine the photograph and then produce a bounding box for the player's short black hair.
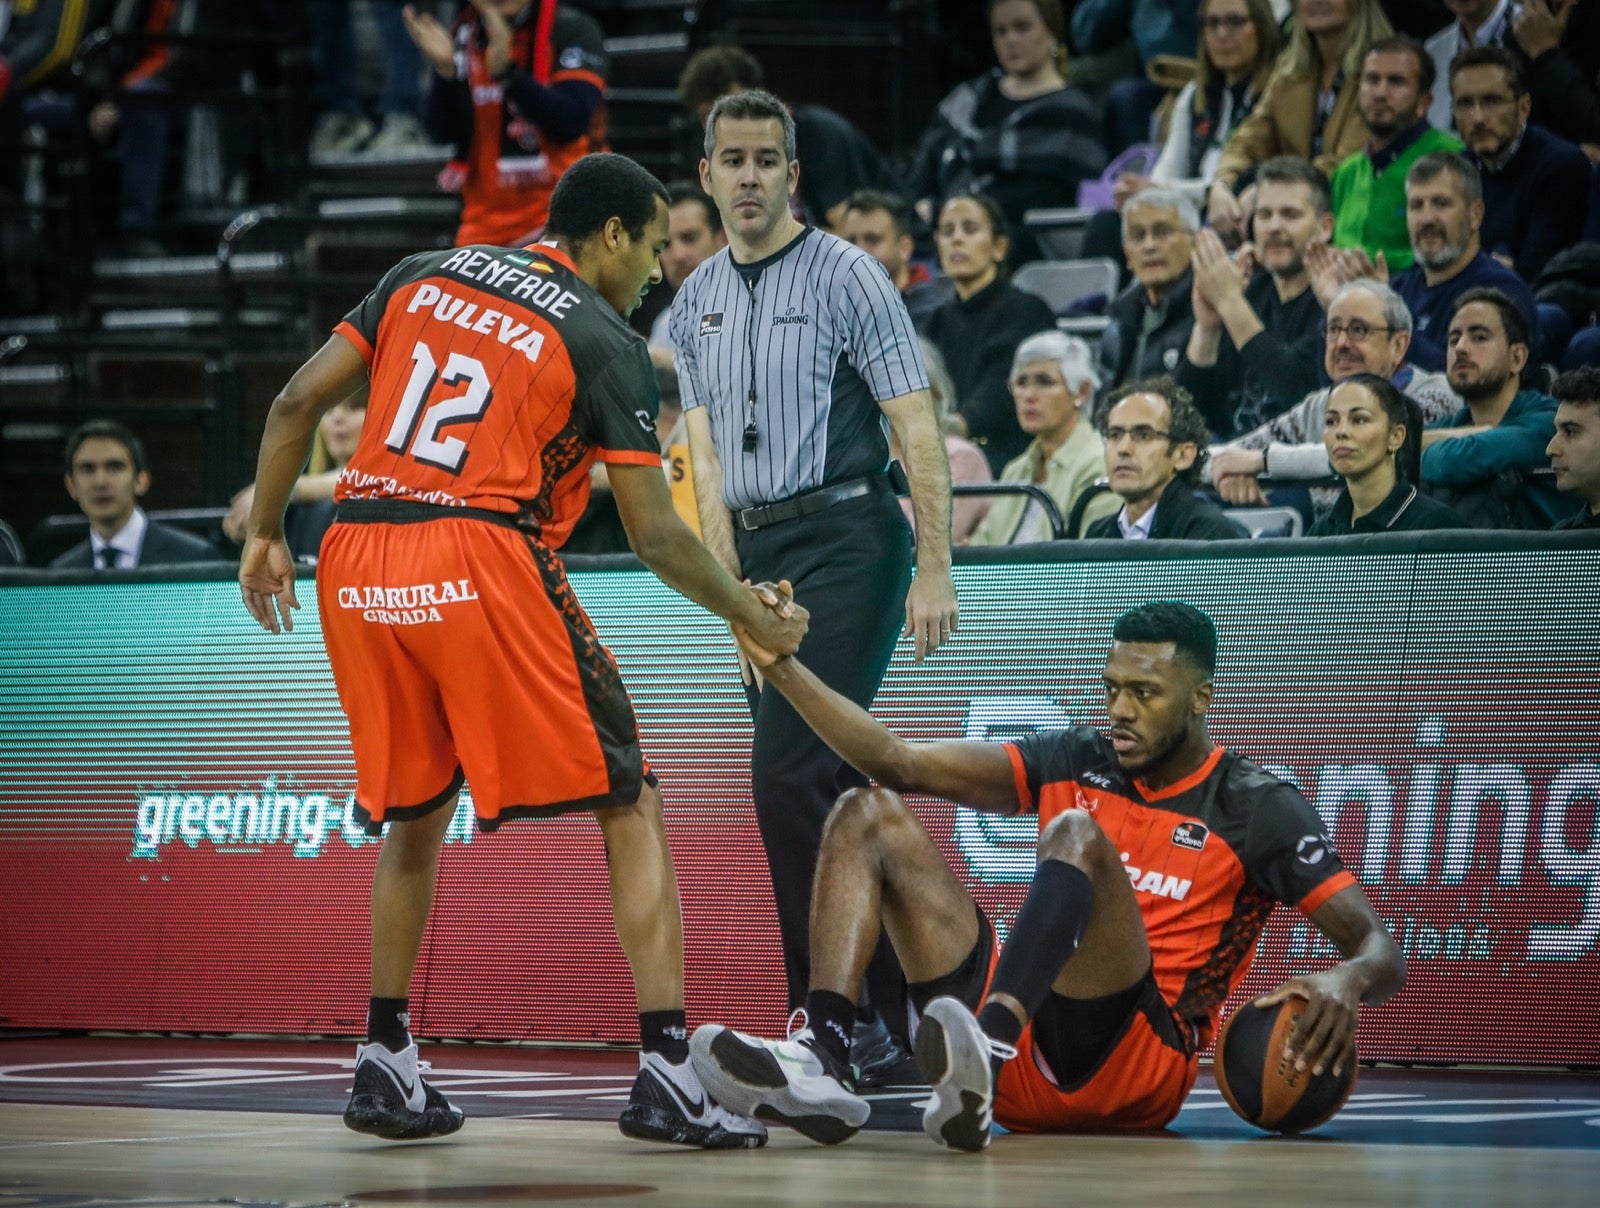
[1452,286,1530,353]
[1365,34,1435,94]
[665,180,722,232]
[1097,375,1213,487]
[678,44,765,113]
[1553,366,1600,407]
[1113,601,1218,678]
[546,153,669,245]
[64,419,145,475]
[844,189,915,239]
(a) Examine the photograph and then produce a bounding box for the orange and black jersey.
[333,242,661,549]
[1004,728,1356,1050]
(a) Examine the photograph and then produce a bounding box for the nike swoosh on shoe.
[658,1070,708,1118]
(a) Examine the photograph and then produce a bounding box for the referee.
[670,89,959,1079]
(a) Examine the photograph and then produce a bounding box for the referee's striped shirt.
[668,226,928,510]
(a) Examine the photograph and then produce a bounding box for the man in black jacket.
[1099,189,1197,391]
[1085,377,1247,540]
[51,420,215,569]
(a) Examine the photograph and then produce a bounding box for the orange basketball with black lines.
[1214,999,1356,1133]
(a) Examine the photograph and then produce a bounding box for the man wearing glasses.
[1082,377,1245,540]
[1206,279,1461,515]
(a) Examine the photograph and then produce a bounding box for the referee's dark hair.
[64,419,146,475]
[666,179,723,233]
[704,88,796,162]
[1096,375,1213,486]
[546,153,670,245]
[1113,601,1218,679]
[845,189,916,239]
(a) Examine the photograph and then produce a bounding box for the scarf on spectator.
[455,0,559,190]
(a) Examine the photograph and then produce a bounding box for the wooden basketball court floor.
[1,1034,1595,1207]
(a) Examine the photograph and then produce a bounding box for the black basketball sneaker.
[618,1051,768,1148]
[343,1042,465,1141]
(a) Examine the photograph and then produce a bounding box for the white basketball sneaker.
[618,1051,768,1149]
[914,997,1016,1152]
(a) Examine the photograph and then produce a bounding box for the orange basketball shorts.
[996,977,1199,1133]
[317,513,651,833]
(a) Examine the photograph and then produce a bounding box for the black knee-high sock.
[980,859,1094,1038]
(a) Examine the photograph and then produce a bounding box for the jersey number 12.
[383,341,493,474]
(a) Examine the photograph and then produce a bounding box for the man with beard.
[1330,37,1461,273]
[1421,286,1564,526]
[1206,279,1461,517]
[1423,0,1522,130]
[685,600,1403,1150]
[1449,46,1588,283]
[1177,156,1332,440]
[1390,151,1538,371]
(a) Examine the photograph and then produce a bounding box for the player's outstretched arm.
[1256,885,1405,1079]
[610,460,806,655]
[240,335,368,634]
[732,628,1020,814]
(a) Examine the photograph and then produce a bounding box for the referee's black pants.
[735,483,914,1032]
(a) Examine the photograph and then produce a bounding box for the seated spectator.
[899,340,994,544]
[51,420,215,569]
[842,190,955,330]
[310,0,428,156]
[1069,0,1200,153]
[1510,0,1600,151]
[1210,0,1394,240]
[1178,156,1331,439]
[1085,376,1248,539]
[1207,279,1461,514]
[969,331,1120,544]
[922,193,1059,474]
[1330,36,1462,272]
[1423,0,1521,130]
[406,0,608,247]
[1124,0,1282,210]
[87,0,236,255]
[1307,373,1469,533]
[907,0,1104,266]
[1392,151,1540,370]
[643,181,725,349]
[1534,241,1600,371]
[1423,286,1564,527]
[223,391,367,557]
[1099,187,1197,390]
[1451,47,1589,284]
[1547,365,1600,529]
[677,45,894,234]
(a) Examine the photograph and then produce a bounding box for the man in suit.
[51,420,215,568]
[1085,377,1247,540]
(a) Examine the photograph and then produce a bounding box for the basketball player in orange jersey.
[239,152,806,1149]
[691,601,1405,1151]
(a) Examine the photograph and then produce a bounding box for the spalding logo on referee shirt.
[699,312,723,336]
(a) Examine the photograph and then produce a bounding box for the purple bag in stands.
[1077,144,1159,211]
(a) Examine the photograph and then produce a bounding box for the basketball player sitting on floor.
[691,600,1405,1150]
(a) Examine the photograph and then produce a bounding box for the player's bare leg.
[600,782,766,1149]
[345,794,464,1141]
[693,785,980,1143]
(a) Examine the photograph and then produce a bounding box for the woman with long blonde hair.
[1208,0,1393,236]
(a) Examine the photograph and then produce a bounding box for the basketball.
[1214,999,1356,1134]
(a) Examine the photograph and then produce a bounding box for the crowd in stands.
[5,0,1600,568]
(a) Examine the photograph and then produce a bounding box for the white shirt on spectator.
[89,507,148,569]
[1117,502,1157,540]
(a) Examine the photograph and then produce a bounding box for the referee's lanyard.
[742,273,761,453]
[1311,68,1343,159]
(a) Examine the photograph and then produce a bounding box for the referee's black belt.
[736,472,887,531]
